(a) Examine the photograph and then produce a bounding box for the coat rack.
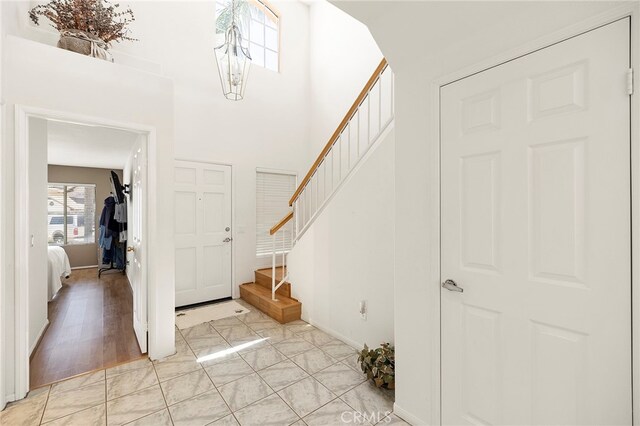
[99,171,127,277]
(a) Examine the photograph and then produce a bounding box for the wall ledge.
[5,35,164,78]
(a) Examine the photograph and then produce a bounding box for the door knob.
[442,279,463,292]
[127,246,135,252]
[223,237,232,243]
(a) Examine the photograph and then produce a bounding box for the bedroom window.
[256,170,296,256]
[48,184,96,246]
[216,0,280,72]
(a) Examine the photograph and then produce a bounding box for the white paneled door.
[441,19,631,425]
[174,161,232,307]
[130,138,148,353]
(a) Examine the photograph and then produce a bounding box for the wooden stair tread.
[256,267,287,282]
[254,267,290,298]
[240,283,301,324]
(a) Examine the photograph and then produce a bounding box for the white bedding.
[47,246,71,300]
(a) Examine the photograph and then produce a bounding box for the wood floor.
[30,267,145,388]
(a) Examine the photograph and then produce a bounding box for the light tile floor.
[0,300,407,426]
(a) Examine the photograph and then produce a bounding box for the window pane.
[265,48,278,71]
[266,15,277,29]
[47,185,65,245]
[250,43,264,67]
[65,185,96,245]
[216,0,278,72]
[251,6,265,23]
[250,19,264,45]
[265,26,278,51]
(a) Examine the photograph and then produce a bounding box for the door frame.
[13,105,154,398]
[426,5,640,425]
[174,158,235,300]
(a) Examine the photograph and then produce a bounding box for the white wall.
[308,0,383,160]
[288,128,394,349]
[1,35,175,402]
[2,0,311,293]
[284,0,390,352]
[333,1,631,424]
[0,0,388,405]
[28,117,48,355]
[157,1,311,288]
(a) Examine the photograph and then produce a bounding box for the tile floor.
[1,300,406,425]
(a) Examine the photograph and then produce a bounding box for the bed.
[47,246,71,300]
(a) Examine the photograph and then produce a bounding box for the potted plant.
[358,342,395,390]
[28,0,137,61]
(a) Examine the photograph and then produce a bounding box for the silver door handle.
[223,237,232,243]
[442,279,463,293]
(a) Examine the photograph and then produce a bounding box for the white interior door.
[441,19,631,425]
[174,161,232,307]
[129,137,147,353]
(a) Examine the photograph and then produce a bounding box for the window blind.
[256,171,296,256]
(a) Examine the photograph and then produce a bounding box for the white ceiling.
[47,120,140,169]
[333,1,626,75]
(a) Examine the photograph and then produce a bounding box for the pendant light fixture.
[214,0,252,101]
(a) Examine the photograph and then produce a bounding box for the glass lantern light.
[214,1,252,101]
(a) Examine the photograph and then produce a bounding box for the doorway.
[17,112,150,391]
[440,18,631,424]
[174,160,233,307]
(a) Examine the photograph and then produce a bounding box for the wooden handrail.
[289,58,389,206]
[270,211,294,235]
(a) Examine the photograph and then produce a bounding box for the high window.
[216,0,280,72]
[256,170,296,256]
[47,184,96,245]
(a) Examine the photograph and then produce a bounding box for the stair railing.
[289,58,394,240]
[269,211,294,301]
[265,59,394,299]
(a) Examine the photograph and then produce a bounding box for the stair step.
[239,283,301,324]
[255,267,291,298]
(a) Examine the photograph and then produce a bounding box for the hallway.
[30,268,145,388]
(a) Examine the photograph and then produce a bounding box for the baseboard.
[71,265,99,270]
[393,403,425,426]
[29,320,50,358]
[305,318,363,350]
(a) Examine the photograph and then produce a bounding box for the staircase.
[239,267,301,323]
[240,58,393,325]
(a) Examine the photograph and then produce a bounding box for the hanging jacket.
[100,196,119,233]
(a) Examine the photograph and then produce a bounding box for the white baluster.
[272,232,276,300]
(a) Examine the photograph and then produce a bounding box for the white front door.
[441,19,631,425]
[130,137,148,353]
[174,161,232,307]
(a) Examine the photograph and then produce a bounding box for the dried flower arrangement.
[358,342,395,389]
[29,0,136,45]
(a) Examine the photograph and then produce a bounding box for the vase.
[57,29,113,62]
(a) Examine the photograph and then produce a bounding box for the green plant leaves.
[357,342,395,389]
